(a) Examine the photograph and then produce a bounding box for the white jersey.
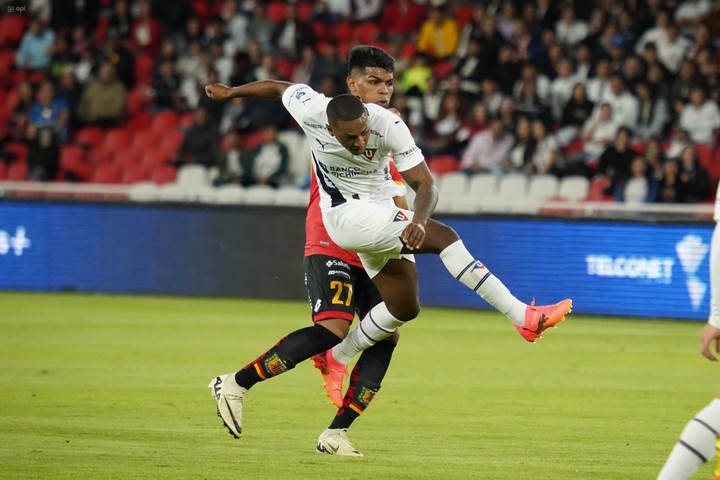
[282,83,424,210]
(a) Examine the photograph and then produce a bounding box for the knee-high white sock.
[657,398,720,480]
[332,303,404,365]
[440,240,526,325]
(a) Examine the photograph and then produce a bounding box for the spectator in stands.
[476,15,505,68]
[456,4,486,57]
[416,5,459,61]
[26,126,59,182]
[700,56,720,103]
[214,130,244,186]
[220,0,249,56]
[308,43,344,94]
[461,116,514,176]
[27,81,69,143]
[596,127,637,197]
[478,77,505,116]
[634,81,668,142]
[55,69,83,129]
[556,82,594,147]
[400,54,433,98]
[15,18,55,71]
[586,57,612,104]
[687,24,713,62]
[496,1,518,41]
[514,80,551,125]
[666,128,694,160]
[151,59,184,111]
[646,61,672,106]
[504,116,535,174]
[530,119,564,176]
[580,103,620,163]
[678,85,720,146]
[129,0,162,57]
[174,16,203,55]
[312,0,351,25]
[454,40,486,97]
[6,81,35,142]
[491,45,519,96]
[656,157,687,203]
[668,60,701,111]
[614,156,658,204]
[242,125,289,188]
[678,145,712,202]
[107,0,133,41]
[601,74,640,130]
[98,30,135,90]
[196,70,225,126]
[291,46,315,85]
[549,57,580,121]
[272,2,315,62]
[465,103,489,137]
[68,24,92,61]
[379,0,427,44]
[419,91,468,159]
[77,63,128,128]
[621,56,646,93]
[246,4,276,54]
[635,9,670,56]
[657,23,690,74]
[513,63,550,105]
[177,107,220,169]
[352,0,384,23]
[675,0,712,37]
[573,43,593,80]
[555,6,588,47]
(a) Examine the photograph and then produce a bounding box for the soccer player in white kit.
[205,79,572,452]
[658,181,720,480]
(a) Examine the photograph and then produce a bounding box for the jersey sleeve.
[383,113,425,172]
[281,83,325,126]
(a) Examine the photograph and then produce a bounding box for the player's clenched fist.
[401,222,425,251]
[205,83,231,101]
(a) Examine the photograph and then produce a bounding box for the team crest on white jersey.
[363,148,377,161]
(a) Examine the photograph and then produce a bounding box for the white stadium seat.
[215,185,246,204]
[274,186,309,207]
[128,182,159,201]
[527,174,560,200]
[243,185,277,205]
[558,175,590,202]
[157,184,195,202]
[175,164,210,187]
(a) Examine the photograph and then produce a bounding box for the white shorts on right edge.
[323,199,416,278]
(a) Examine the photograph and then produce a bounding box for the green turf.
[0,292,717,479]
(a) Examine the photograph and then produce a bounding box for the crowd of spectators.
[0,0,719,204]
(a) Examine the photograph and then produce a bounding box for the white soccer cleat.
[209,373,247,438]
[316,428,364,457]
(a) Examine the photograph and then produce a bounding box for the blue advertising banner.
[0,201,713,319]
[415,218,714,320]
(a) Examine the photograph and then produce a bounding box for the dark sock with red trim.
[234,324,341,390]
[329,339,396,429]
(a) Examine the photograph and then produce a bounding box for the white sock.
[657,398,720,480]
[709,223,720,327]
[440,240,526,325]
[331,303,404,364]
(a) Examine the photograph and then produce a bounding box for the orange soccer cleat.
[311,350,348,408]
[515,299,573,343]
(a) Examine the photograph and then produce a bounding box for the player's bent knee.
[386,302,420,322]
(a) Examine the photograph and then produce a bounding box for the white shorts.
[323,199,416,278]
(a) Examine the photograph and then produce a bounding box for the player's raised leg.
[210,324,342,438]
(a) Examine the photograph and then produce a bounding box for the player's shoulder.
[283,83,327,109]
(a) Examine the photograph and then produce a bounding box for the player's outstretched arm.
[700,324,720,361]
[398,162,438,250]
[205,80,294,102]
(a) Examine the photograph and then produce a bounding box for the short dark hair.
[327,94,366,125]
[347,45,395,75]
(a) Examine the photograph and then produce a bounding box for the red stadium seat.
[401,42,416,59]
[587,178,613,201]
[0,161,6,180]
[150,165,177,184]
[452,5,474,27]
[353,23,380,44]
[141,148,172,169]
[432,60,455,80]
[178,111,193,128]
[158,130,185,159]
[151,111,180,134]
[90,163,121,184]
[127,110,151,132]
[275,58,296,80]
[112,146,143,168]
[267,2,286,22]
[60,145,90,180]
[4,142,28,164]
[0,51,16,85]
[329,21,352,42]
[119,164,150,184]
[75,127,105,149]
[695,144,714,169]
[427,155,459,176]
[238,130,266,150]
[88,145,115,165]
[131,129,156,153]
[6,160,28,181]
[102,128,132,152]
[0,15,27,47]
[297,2,314,22]
[134,55,154,88]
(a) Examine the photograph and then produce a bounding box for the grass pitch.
[0,292,717,479]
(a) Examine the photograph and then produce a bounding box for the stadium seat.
[278,130,310,186]
[195,186,219,203]
[353,22,380,44]
[75,127,105,149]
[274,186,309,207]
[452,5,475,27]
[131,129,157,154]
[238,130,266,150]
[88,145,116,166]
[427,155,458,176]
[141,148,172,170]
[119,164,149,184]
[266,2,286,22]
[175,164,209,187]
[467,173,498,198]
[0,51,16,85]
[6,161,28,181]
[102,128,132,152]
[112,146,144,168]
[59,145,90,180]
[0,15,27,47]
[134,55,154,88]
[127,181,160,201]
[215,185,246,204]
[157,184,194,202]
[151,111,180,134]
[296,2,314,22]
[329,21,352,42]
[587,177,613,201]
[150,166,177,185]
[0,161,6,180]
[90,163,121,184]
[695,144,714,170]
[3,142,28,164]
[527,174,560,200]
[159,130,185,159]
[244,185,277,205]
[558,175,590,202]
[437,171,468,199]
[432,60,455,80]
